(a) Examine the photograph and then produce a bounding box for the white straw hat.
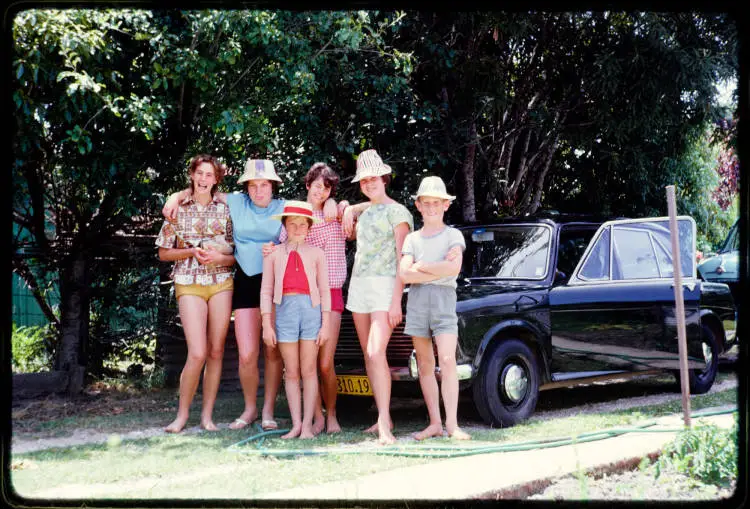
[351,149,392,183]
[412,176,456,201]
[270,200,322,224]
[238,159,282,184]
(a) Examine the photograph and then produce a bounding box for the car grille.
[335,311,414,367]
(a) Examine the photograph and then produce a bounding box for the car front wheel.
[472,339,540,427]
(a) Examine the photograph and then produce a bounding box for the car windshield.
[719,221,739,254]
[460,225,551,279]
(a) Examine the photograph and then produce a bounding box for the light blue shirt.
[402,226,465,288]
[226,193,285,276]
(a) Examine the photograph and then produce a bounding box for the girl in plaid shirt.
[156,155,235,433]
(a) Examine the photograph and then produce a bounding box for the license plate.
[336,375,373,396]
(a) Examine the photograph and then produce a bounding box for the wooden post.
[666,185,691,428]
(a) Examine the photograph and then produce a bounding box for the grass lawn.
[10,373,739,500]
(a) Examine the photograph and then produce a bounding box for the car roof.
[454,212,621,230]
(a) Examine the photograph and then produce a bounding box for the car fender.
[472,319,552,383]
[699,308,730,353]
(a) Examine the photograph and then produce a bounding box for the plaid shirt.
[155,195,234,286]
[280,209,347,288]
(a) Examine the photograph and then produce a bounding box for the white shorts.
[346,276,396,314]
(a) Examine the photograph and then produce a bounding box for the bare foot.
[312,416,325,435]
[377,430,397,445]
[447,427,471,440]
[281,426,302,439]
[229,408,257,430]
[165,417,188,434]
[377,418,396,445]
[300,425,315,439]
[414,423,444,441]
[326,415,342,434]
[200,420,219,431]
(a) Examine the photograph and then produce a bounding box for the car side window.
[612,227,661,280]
[579,227,610,280]
[557,227,598,279]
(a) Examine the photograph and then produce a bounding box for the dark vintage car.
[334,214,738,427]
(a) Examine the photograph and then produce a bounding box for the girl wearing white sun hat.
[342,148,413,445]
[161,158,340,432]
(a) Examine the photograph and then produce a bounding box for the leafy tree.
[393,12,738,221]
[11,8,416,385]
[710,117,739,212]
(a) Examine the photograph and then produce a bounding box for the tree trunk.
[56,252,89,394]
[155,263,175,371]
[460,122,477,222]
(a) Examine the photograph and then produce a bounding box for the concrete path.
[257,406,737,501]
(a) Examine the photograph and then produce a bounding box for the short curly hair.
[304,162,340,196]
[188,154,226,196]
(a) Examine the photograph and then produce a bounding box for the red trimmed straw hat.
[271,200,322,224]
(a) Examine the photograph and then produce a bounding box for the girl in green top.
[342,149,413,445]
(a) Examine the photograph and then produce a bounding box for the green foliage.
[12,9,738,379]
[11,323,55,373]
[654,421,738,487]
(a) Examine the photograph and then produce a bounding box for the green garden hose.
[227,406,737,459]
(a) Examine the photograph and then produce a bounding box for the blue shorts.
[275,294,322,343]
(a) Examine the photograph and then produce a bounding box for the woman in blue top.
[163,159,340,430]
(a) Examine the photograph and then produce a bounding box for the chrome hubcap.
[702,342,713,370]
[501,364,528,403]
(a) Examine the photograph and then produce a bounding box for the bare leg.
[364,311,396,445]
[199,290,232,431]
[230,308,260,428]
[353,312,393,434]
[435,333,470,440]
[262,318,283,424]
[319,311,342,433]
[299,340,319,438]
[412,335,444,440]
[278,342,302,439]
[166,296,208,433]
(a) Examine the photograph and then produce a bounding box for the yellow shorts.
[175,278,233,302]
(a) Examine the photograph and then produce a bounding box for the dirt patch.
[12,382,175,431]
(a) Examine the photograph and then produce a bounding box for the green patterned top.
[352,202,414,278]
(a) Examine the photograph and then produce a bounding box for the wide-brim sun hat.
[238,159,283,184]
[352,149,392,183]
[411,175,456,201]
[270,200,322,224]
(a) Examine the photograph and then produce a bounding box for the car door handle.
[670,282,696,291]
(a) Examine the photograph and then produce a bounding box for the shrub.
[654,419,738,487]
[11,323,54,373]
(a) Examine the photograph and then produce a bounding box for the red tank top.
[282,250,310,294]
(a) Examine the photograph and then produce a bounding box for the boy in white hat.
[260,200,331,439]
[399,176,471,440]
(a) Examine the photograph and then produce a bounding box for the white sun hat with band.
[238,159,283,184]
[271,200,322,224]
[412,175,456,201]
[351,149,392,183]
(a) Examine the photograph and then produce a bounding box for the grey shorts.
[404,284,458,338]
